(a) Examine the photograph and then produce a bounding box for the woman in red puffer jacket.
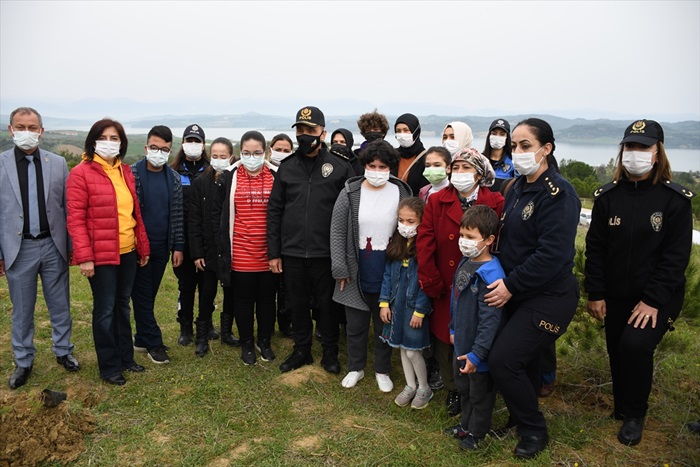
[67,118,149,386]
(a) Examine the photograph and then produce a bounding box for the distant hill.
[2,113,699,149]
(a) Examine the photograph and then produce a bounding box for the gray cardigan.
[330,175,412,311]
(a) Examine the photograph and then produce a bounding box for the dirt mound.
[0,389,96,466]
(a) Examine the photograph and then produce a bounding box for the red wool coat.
[66,159,149,266]
[416,185,504,344]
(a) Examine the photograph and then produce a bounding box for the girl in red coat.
[416,147,504,416]
[66,119,150,386]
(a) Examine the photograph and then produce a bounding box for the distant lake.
[123,126,700,173]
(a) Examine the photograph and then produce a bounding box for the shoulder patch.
[328,149,350,161]
[662,180,695,200]
[593,181,618,199]
[543,176,561,197]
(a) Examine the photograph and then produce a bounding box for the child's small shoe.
[444,424,469,440]
[410,388,433,409]
[459,434,483,450]
[394,386,417,407]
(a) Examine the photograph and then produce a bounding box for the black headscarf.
[394,113,425,159]
[330,128,355,149]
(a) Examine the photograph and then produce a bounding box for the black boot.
[208,321,220,340]
[195,319,210,357]
[220,313,240,347]
[177,319,193,346]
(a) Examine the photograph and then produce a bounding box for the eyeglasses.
[240,151,265,157]
[148,145,171,156]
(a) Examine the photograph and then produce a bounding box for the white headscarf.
[442,121,474,155]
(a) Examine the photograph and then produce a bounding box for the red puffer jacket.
[66,159,149,266]
[416,185,504,344]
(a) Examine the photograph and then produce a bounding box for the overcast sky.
[1,1,699,121]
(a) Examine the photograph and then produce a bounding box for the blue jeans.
[132,241,168,349]
[89,251,138,378]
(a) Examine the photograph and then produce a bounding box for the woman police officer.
[484,118,581,459]
[584,119,694,446]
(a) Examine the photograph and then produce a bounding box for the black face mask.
[297,134,321,155]
[330,143,352,159]
[364,132,384,143]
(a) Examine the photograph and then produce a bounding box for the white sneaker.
[341,370,365,388]
[375,373,394,393]
[133,345,147,353]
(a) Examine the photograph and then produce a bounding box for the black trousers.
[453,359,497,438]
[604,296,681,419]
[231,270,279,343]
[345,292,392,373]
[283,256,338,354]
[489,277,578,437]
[276,271,292,330]
[173,246,201,325]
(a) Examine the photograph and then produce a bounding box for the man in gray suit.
[0,107,78,389]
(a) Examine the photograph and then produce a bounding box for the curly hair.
[357,109,389,135]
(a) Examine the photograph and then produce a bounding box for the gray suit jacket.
[0,148,70,269]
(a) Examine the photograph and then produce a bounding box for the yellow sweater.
[93,155,136,254]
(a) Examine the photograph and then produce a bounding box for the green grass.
[1,231,699,466]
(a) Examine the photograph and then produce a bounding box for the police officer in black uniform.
[267,106,355,374]
[584,119,694,446]
[485,118,581,459]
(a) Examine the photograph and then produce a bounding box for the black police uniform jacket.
[267,144,355,260]
[497,166,581,304]
[584,176,694,313]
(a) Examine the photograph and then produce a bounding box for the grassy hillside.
[1,232,699,466]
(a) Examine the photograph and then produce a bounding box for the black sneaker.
[428,365,443,391]
[279,350,313,373]
[444,424,469,440]
[256,339,276,362]
[148,346,171,364]
[321,350,341,374]
[241,342,256,366]
[446,390,461,417]
[459,434,483,451]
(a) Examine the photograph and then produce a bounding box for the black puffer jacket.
[267,145,355,260]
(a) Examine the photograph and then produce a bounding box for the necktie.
[26,155,40,237]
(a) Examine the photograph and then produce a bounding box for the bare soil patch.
[0,389,96,466]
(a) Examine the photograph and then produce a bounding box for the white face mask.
[210,158,230,172]
[364,169,390,187]
[397,222,419,239]
[512,147,544,176]
[12,129,41,151]
[622,150,655,176]
[443,139,460,156]
[395,133,415,148]
[95,140,120,160]
[270,149,292,165]
[146,149,168,167]
[451,172,477,193]
[459,237,486,258]
[489,135,507,149]
[241,155,265,173]
[183,142,203,160]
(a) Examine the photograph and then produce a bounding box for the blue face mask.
[241,155,264,172]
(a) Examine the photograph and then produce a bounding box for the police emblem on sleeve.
[321,163,334,178]
[521,201,534,220]
[503,163,511,172]
[650,212,663,232]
